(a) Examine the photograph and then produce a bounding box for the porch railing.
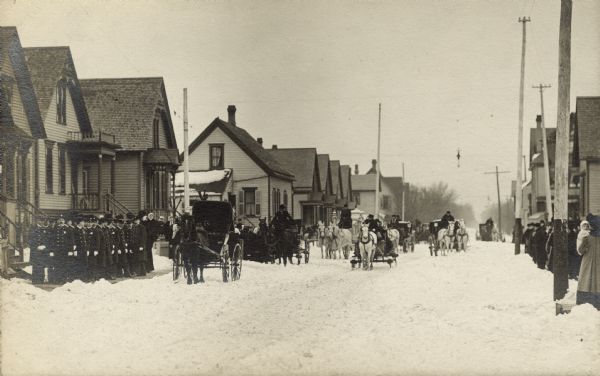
[72,193,99,211]
[105,193,132,217]
[67,131,116,144]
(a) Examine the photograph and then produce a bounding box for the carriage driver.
[272,204,294,233]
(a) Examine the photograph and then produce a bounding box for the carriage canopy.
[192,201,234,233]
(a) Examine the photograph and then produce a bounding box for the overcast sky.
[2,0,599,220]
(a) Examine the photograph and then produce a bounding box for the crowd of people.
[521,214,600,309]
[28,211,169,284]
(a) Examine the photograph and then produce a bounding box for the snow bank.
[1,243,598,376]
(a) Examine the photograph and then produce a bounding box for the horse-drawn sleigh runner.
[172,201,243,284]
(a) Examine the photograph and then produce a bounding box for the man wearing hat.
[338,203,352,229]
[533,221,548,269]
[271,204,294,265]
[53,215,73,284]
[73,215,89,281]
[132,213,148,276]
[123,212,137,276]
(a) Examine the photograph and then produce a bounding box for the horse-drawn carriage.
[172,201,243,284]
[478,223,493,241]
[350,224,397,269]
[241,218,309,266]
[391,221,415,253]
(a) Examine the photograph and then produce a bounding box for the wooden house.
[0,27,46,250]
[182,106,294,224]
[80,77,179,218]
[267,147,323,225]
[575,96,600,216]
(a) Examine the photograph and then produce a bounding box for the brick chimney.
[257,137,263,146]
[227,105,236,126]
[272,145,278,150]
[354,164,359,175]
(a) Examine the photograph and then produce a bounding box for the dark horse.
[177,215,211,284]
[274,227,299,266]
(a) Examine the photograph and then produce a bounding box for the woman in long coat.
[576,215,600,309]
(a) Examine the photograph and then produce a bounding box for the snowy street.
[2,239,599,376]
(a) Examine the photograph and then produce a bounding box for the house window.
[45,143,54,193]
[239,188,260,216]
[209,144,224,170]
[82,168,90,195]
[56,80,67,125]
[353,192,361,205]
[272,188,277,215]
[152,113,160,149]
[58,146,66,194]
[1,75,14,110]
[283,190,288,207]
[380,195,390,210]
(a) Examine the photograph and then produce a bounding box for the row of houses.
[519,96,600,223]
[1,27,179,252]
[1,26,409,255]
[176,105,409,227]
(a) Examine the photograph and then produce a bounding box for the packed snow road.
[1,240,599,376]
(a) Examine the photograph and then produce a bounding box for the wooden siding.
[114,152,141,213]
[354,179,395,218]
[589,162,600,214]
[184,127,267,181]
[37,87,82,210]
[1,47,32,137]
[270,176,293,219]
[292,192,308,220]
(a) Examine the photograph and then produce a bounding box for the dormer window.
[56,79,67,125]
[1,74,14,110]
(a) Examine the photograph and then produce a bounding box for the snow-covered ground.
[1,240,599,376]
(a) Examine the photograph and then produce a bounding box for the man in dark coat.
[143,212,159,272]
[522,223,535,261]
[123,213,136,277]
[53,216,74,284]
[29,220,46,284]
[132,215,148,276]
[440,211,455,229]
[533,221,548,269]
[73,216,89,281]
[271,204,294,234]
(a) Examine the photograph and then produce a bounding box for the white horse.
[331,225,354,259]
[437,221,455,256]
[357,224,377,270]
[455,220,469,251]
[318,221,327,258]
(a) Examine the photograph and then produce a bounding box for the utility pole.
[514,16,530,255]
[533,84,553,221]
[553,0,572,304]
[183,88,190,214]
[484,167,510,235]
[401,162,405,221]
[375,103,381,219]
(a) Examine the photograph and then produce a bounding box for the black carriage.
[478,223,493,242]
[241,219,309,265]
[172,201,243,283]
[428,220,442,256]
[241,220,276,264]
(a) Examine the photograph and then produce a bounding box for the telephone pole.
[401,162,405,221]
[514,16,530,255]
[553,0,572,303]
[375,103,382,219]
[484,167,510,235]
[183,88,190,214]
[533,84,553,221]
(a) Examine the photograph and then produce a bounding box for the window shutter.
[238,190,244,215]
[255,190,261,216]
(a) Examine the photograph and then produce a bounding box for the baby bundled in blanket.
[577,220,591,255]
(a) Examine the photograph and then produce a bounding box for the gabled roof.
[340,165,352,199]
[24,46,92,133]
[317,154,331,193]
[576,97,600,159]
[186,118,294,181]
[330,160,341,196]
[79,77,177,151]
[267,148,318,189]
[0,27,45,138]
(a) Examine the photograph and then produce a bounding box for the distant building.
[351,160,395,219]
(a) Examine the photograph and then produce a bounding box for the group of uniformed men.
[29,211,164,284]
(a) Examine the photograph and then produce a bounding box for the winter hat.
[585,213,600,237]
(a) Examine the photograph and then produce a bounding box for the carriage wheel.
[221,247,230,283]
[231,244,243,281]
